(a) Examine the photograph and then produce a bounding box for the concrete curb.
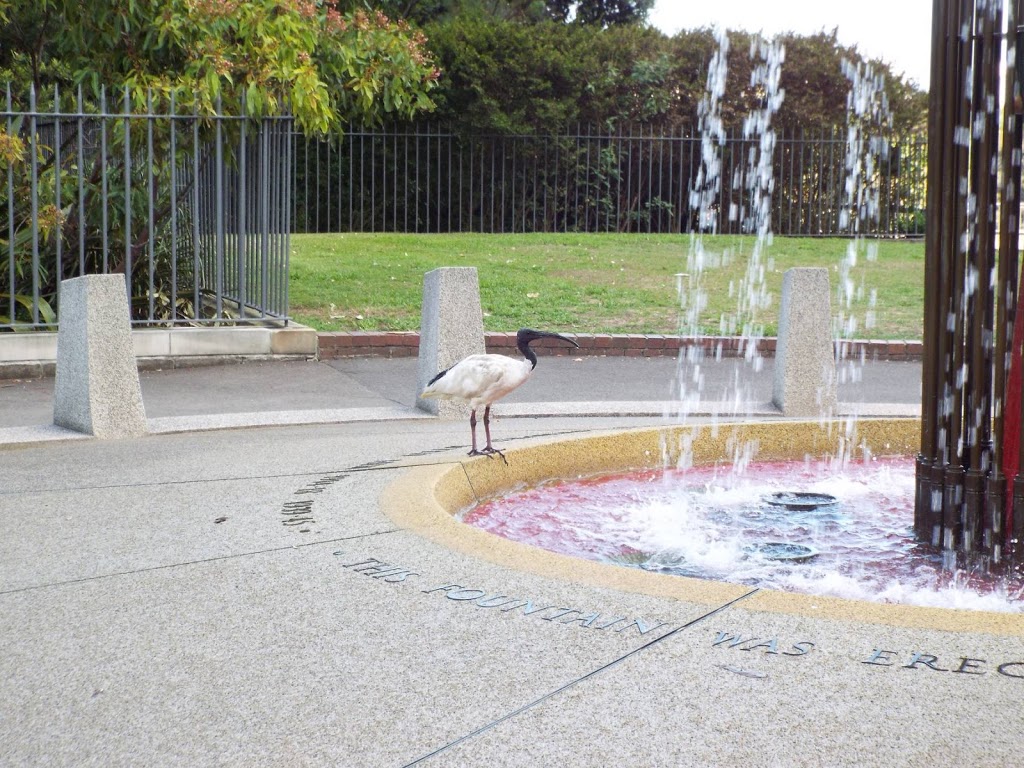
[0,326,924,381]
[318,331,925,362]
[0,324,318,380]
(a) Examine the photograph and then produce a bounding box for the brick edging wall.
[317,332,923,362]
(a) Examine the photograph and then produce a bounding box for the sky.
[649,0,934,89]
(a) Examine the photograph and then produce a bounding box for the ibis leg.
[480,406,507,464]
[467,409,479,455]
[482,405,493,451]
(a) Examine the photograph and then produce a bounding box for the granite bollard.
[415,267,485,418]
[53,274,148,438]
[772,267,837,417]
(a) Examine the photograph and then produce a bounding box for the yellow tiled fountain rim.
[383,418,1024,635]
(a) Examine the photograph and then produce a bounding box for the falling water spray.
[833,60,894,466]
[734,37,786,361]
[675,27,730,434]
[674,31,787,474]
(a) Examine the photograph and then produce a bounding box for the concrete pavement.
[0,354,921,438]
[5,354,1020,768]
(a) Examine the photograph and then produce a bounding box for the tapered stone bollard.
[415,267,485,418]
[53,274,148,438]
[772,267,837,417]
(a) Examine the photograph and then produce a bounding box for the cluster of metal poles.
[917,0,1024,568]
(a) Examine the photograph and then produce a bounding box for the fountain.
[392,7,1024,617]
[462,456,1024,611]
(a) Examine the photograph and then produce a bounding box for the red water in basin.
[462,457,1024,612]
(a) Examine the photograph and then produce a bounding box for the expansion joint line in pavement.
[401,587,761,767]
[459,462,481,505]
[0,531,400,597]
[0,461,414,496]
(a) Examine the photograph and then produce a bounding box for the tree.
[546,0,653,25]
[772,29,927,135]
[0,0,441,326]
[337,0,651,27]
[0,0,69,90]
[1,0,440,135]
[426,18,598,133]
[425,20,927,135]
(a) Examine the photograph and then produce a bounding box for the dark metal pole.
[939,0,980,559]
[918,0,949,542]
[989,10,1024,562]
[927,0,962,547]
[1006,13,1024,567]
[963,1,999,559]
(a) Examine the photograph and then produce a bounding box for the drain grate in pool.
[763,491,838,511]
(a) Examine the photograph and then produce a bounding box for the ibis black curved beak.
[517,328,580,348]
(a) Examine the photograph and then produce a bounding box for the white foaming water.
[733,36,785,358]
[675,31,786,427]
[835,57,891,396]
[464,459,1024,613]
[675,28,730,420]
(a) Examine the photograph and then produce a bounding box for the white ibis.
[420,328,580,457]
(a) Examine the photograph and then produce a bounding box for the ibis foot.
[480,446,509,465]
[468,446,508,465]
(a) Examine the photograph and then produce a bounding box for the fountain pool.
[461,456,1024,613]
[382,419,1024,633]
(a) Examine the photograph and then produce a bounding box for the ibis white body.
[420,354,534,412]
[419,328,579,456]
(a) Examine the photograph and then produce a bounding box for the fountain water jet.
[674,30,786,463]
[836,59,891,350]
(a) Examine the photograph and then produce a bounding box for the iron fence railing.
[1,85,292,331]
[293,124,928,237]
[5,99,926,331]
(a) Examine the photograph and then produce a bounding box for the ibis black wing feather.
[427,367,449,387]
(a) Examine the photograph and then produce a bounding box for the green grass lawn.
[289,232,925,339]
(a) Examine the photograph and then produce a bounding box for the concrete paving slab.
[9,440,1017,768]
[1,417,677,589]
[0,359,404,430]
[0,471,399,593]
[428,607,1024,767]
[0,537,690,765]
[328,356,923,407]
[146,406,430,435]
[1,439,718,767]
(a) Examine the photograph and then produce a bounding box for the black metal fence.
[293,124,927,237]
[1,85,292,331]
